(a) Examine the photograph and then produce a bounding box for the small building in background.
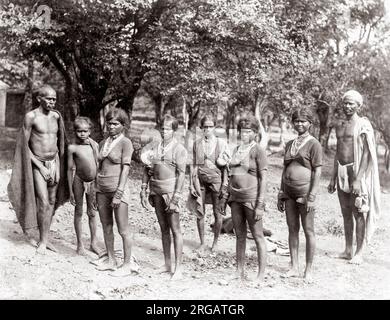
[0,80,9,127]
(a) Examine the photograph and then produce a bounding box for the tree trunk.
[254,94,268,149]
[187,100,201,131]
[23,57,34,112]
[316,99,331,150]
[225,100,236,138]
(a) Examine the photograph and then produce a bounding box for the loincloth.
[149,177,176,208]
[74,173,95,195]
[35,152,60,186]
[282,177,310,203]
[228,184,258,211]
[96,176,131,205]
[198,166,221,193]
[337,161,354,193]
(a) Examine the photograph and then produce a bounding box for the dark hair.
[237,115,259,133]
[105,108,129,127]
[161,114,178,131]
[200,114,216,128]
[74,116,92,130]
[291,108,314,123]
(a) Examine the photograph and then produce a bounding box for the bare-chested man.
[328,90,381,265]
[67,117,100,255]
[140,114,188,280]
[8,85,68,254]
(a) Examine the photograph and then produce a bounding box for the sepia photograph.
[0,0,389,303]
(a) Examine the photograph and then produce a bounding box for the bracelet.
[256,200,266,210]
[171,196,180,206]
[114,189,124,199]
[307,193,316,202]
[278,191,287,200]
[221,193,229,200]
[141,183,148,191]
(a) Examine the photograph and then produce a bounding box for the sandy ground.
[1,145,389,301]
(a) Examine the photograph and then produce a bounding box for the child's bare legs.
[73,177,86,255]
[86,192,99,254]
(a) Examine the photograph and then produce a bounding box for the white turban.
[342,90,363,106]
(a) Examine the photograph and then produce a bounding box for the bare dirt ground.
[1,133,390,300]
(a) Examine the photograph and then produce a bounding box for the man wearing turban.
[328,90,381,264]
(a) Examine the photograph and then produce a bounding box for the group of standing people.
[7,85,381,282]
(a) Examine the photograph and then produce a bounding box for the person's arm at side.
[112,140,133,208]
[307,140,323,212]
[254,146,267,221]
[189,142,197,196]
[328,128,339,194]
[277,167,286,212]
[140,166,151,209]
[174,147,188,196]
[67,146,76,205]
[307,166,321,213]
[24,113,51,180]
[352,133,370,195]
[167,147,188,212]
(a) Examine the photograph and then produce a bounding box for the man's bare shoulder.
[25,109,38,120]
[50,110,60,120]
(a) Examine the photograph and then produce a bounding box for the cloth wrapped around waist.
[35,152,60,186]
[187,167,220,218]
[96,176,131,205]
[96,174,119,193]
[337,161,354,193]
[228,184,258,211]
[149,177,176,208]
[74,173,95,195]
[198,166,221,192]
[282,177,310,200]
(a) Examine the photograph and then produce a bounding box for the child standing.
[67,117,100,255]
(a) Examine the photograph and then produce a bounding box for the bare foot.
[98,251,108,259]
[158,264,172,274]
[95,260,117,271]
[89,242,101,255]
[349,254,363,265]
[45,242,57,253]
[333,251,353,260]
[110,264,133,277]
[255,273,265,284]
[36,243,47,255]
[170,270,183,280]
[210,243,218,252]
[231,270,245,281]
[303,269,314,283]
[303,273,314,284]
[77,245,87,256]
[90,256,108,267]
[282,269,300,278]
[28,238,38,248]
[24,233,38,248]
